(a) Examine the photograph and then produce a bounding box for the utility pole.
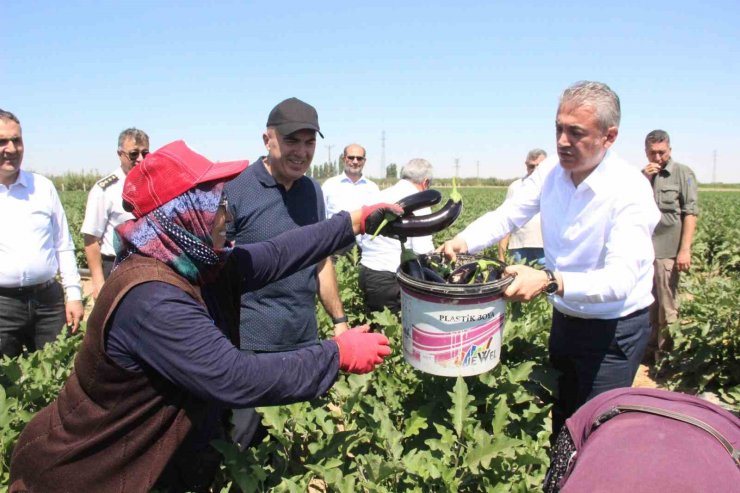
[381,130,386,177]
[454,158,460,178]
[326,144,334,164]
[712,150,717,183]
[476,160,480,179]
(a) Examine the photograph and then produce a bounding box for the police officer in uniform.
[81,128,149,299]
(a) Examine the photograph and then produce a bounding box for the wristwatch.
[543,269,559,295]
[332,315,348,325]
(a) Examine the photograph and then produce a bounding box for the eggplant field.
[1,187,738,492]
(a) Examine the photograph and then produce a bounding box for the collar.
[254,157,302,191]
[580,150,613,194]
[340,172,369,184]
[2,169,29,189]
[660,159,676,176]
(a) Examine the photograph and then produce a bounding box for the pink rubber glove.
[359,203,403,235]
[333,324,392,374]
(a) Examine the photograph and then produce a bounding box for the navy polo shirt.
[225,158,326,352]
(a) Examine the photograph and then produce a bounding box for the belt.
[0,279,56,297]
[555,305,650,322]
[102,255,116,261]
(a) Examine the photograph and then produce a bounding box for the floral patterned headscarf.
[114,182,230,284]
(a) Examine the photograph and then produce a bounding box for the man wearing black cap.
[224,97,349,450]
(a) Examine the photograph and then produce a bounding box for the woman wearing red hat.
[9,141,400,493]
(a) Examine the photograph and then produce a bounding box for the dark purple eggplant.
[447,262,479,284]
[396,189,442,215]
[384,200,462,237]
[422,267,447,283]
[399,243,424,280]
[382,178,463,238]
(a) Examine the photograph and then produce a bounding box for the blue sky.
[5,1,740,182]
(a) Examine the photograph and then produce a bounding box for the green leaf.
[492,397,510,435]
[449,377,474,438]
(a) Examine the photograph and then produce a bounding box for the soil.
[632,364,659,389]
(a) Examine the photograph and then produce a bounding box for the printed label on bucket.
[400,287,505,377]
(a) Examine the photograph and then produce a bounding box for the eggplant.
[384,178,463,237]
[396,189,442,215]
[422,266,447,284]
[399,243,424,280]
[449,259,504,284]
[447,262,479,284]
[369,190,441,239]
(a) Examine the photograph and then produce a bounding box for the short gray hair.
[526,148,547,162]
[645,129,670,147]
[0,109,20,125]
[400,158,433,184]
[559,81,621,131]
[117,128,150,149]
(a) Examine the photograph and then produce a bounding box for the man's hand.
[66,300,84,333]
[436,236,468,262]
[642,162,661,178]
[502,264,549,301]
[676,250,691,272]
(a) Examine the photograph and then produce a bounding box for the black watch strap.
[543,269,559,295]
[332,315,348,325]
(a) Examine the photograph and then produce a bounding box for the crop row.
[1,188,737,492]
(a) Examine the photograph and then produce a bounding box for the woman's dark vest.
[9,255,240,492]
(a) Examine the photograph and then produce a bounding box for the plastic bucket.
[397,254,513,377]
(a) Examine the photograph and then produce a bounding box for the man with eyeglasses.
[0,109,84,357]
[323,144,380,219]
[81,128,149,299]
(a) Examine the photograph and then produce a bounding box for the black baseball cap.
[266,97,324,138]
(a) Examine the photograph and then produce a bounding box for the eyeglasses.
[219,196,233,223]
[121,149,150,161]
[346,155,366,162]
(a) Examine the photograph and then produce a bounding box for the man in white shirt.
[358,159,434,313]
[322,143,380,218]
[439,81,660,441]
[0,109,84,357]
[322,144,380,255]
[81,128,149,299]
[497,149,547,266]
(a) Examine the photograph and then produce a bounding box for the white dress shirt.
[459,151,660,319]
[505,177,543,249]
[80,166,134,256]
[0,170,82,300]
[322,173,380,219]
[359,179,435,273]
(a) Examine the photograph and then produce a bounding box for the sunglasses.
[346,155,366,162]
[122,149,150,161]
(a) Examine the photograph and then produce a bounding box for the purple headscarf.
[114,182,230,284]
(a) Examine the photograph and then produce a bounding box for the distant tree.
[386,163,398,179]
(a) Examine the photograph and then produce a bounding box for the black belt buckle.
[0,279,54,297]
